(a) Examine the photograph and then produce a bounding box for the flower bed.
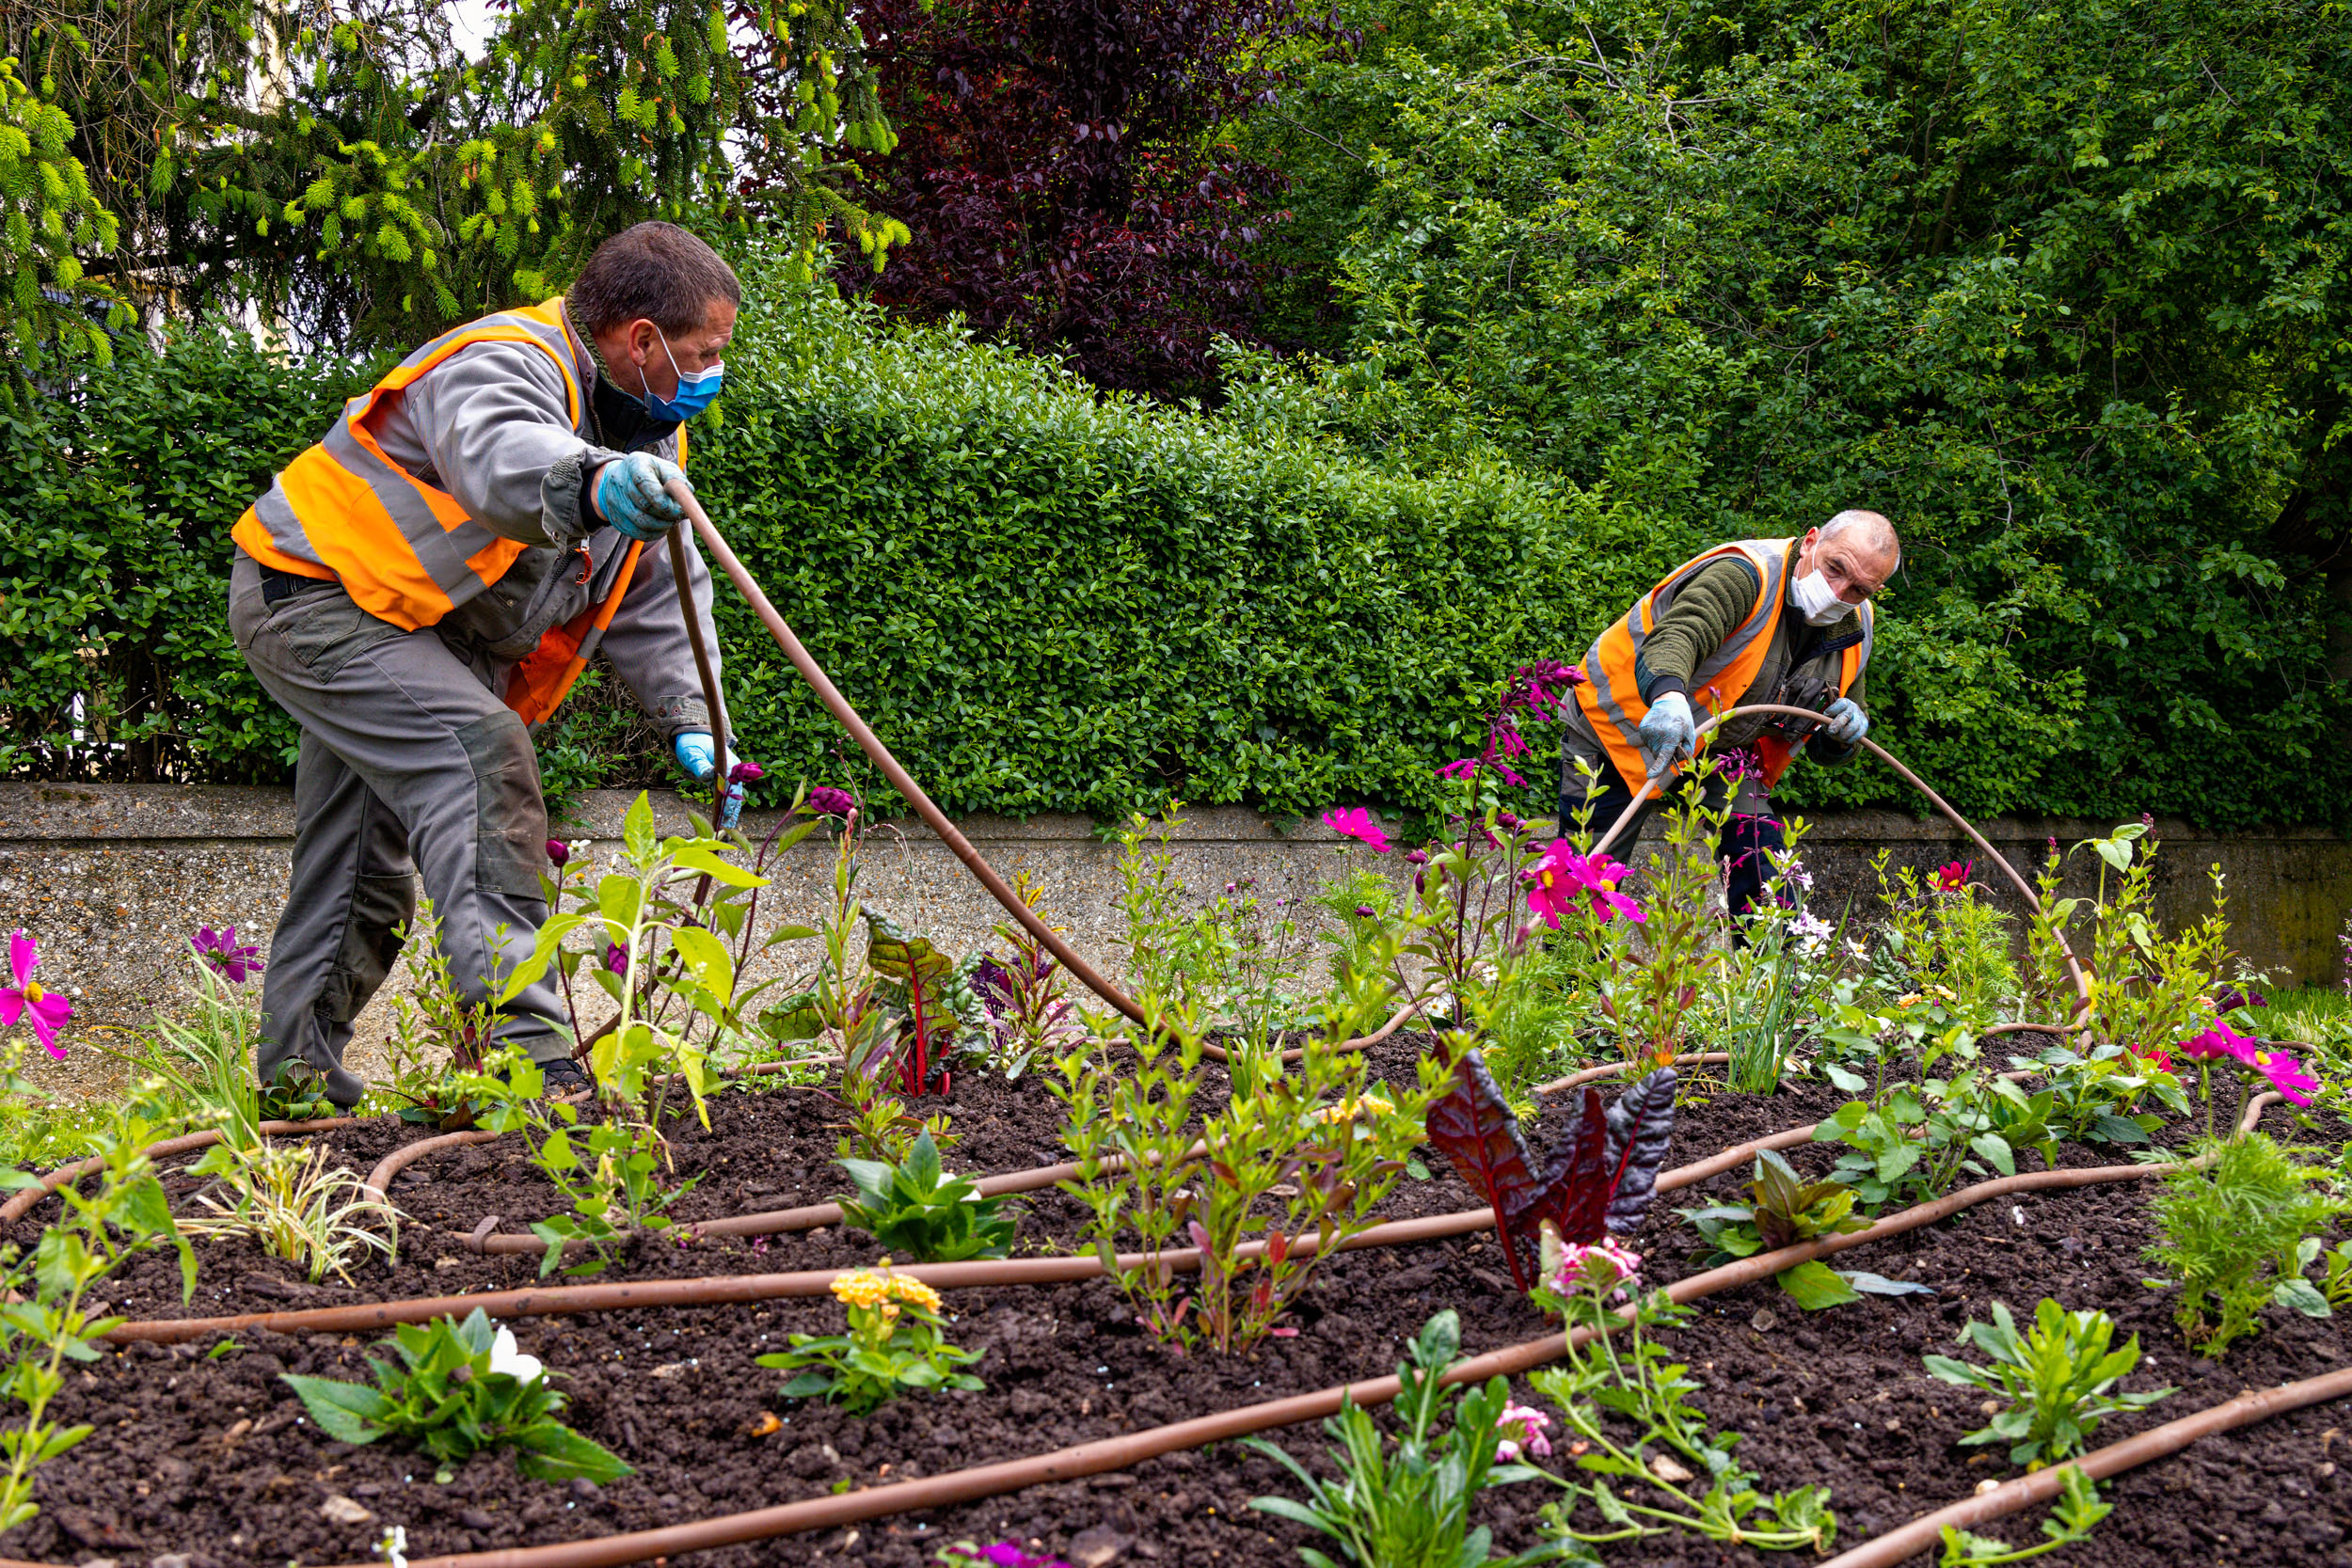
[2,705,2348,1568]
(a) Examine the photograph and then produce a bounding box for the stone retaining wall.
[2,782,2344,1097]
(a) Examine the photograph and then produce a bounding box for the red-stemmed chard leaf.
[1423,1051,1679,1297]
[1601,1066,1678,1234]
[1422,1050,1550,1291]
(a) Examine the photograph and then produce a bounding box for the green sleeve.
[1633,557,1761,702]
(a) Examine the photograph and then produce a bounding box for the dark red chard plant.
[860,911,985,1097]
[1423,1049,1677,1293]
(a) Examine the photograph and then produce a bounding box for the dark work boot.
[538,1057,593,1098]
[320,1063,369,1109]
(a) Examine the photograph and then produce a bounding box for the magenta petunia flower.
[1932,860,1971,893]
[2,929,73,1060]
[1526,839,1644,927]
[604,942,630,976]
[1321,807,1394,853]
[191,926,265,985]
[727,758,766,784]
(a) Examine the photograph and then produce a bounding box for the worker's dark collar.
[563,303,682,454]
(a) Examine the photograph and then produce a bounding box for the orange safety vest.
[1574,537,1871,792]
[231,297,673,729]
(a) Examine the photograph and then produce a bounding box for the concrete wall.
[2,782,2345,1098]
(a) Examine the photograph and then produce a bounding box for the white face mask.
[1789,567,1850,626]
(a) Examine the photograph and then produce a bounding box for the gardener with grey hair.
[1563,508,1899,919]
[227,220,747,1106]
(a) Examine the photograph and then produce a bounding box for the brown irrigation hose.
[1820,1363,2352,1568]
[1535,1051,1730,1096]
[306,1149,2227,1568]
[663,477,1417,1065]
[0,1117,359,1226]
[362,1127,504,1207]
[109,1104,2028,1345]
[1590,702,2092,1017]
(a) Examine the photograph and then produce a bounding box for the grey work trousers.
[228,553,572,1084]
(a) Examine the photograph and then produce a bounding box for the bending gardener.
[1561,511,1899,916]
[229,221,743,1105]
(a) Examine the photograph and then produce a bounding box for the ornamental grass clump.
[758,1261,983,1413]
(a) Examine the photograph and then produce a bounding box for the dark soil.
[6,1045,2348,1568]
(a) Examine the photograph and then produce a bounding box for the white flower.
[489,1325,545,1386]
[379,1524,409,1568]
[566,839,592,860]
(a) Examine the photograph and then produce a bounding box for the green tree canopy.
[1235,0,2352,826]
[2,0,895,355]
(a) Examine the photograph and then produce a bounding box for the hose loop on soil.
[290,1138,2266,1568]
[1588,702,2095,1020]
[0,1117,359,1227]
[1819,1363,2352,1568]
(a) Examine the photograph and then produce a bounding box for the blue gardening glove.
[596,452,687,542]
[1637,690,1697,776]
[1822,696,1868,747]
[673,731,747,830]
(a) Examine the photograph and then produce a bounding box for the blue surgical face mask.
[638,326,723,421]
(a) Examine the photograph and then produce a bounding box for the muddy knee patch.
[455,710,549,896]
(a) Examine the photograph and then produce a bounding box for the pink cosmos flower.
[1932,861,1972,893]
[1321,807,1394,853]
[191,926,265,985]
[2249,1045,2322,1107]
[2179,1022,2257,1066]
[1525,840,1645,927]
[1494,1401,1554,1463]
[2,929,72,1060]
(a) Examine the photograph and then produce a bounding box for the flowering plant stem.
[1531,1275,1836,1554]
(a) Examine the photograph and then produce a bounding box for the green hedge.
[4,275,2346,829]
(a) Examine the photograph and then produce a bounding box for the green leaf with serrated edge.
[1777,1259,1862,1309]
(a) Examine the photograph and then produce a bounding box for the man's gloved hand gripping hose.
[660,475,2091,1043]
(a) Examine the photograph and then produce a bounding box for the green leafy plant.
[0,1086,198,1531]
[757,1264,983,1414]
[1936,1467,2113,1564]
[280,1308,629,1484]
[1921,1300,2175,1466]
[2144,1132,2350,1357]
[1530,1253,1836,1554]
[1871,852,2019,1022]
[835,1131,1016,1261]
[1679,1149,1878,1310]
[1057,937,1442,1353]
[1244,1309,1555,1568]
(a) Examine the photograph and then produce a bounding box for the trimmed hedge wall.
[3,270,2344,829]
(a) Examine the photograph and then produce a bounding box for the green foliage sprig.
[280,1308,630,1484]
[0,1086,197,1531]
[835,1131,1015,1262]
[1921,1300,2175,1467]
[1245,1310,1552,1568]
[2144,1132,2349,1357]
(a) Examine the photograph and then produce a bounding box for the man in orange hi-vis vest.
[1561,511,1899,920]
[227,222,747,1105]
